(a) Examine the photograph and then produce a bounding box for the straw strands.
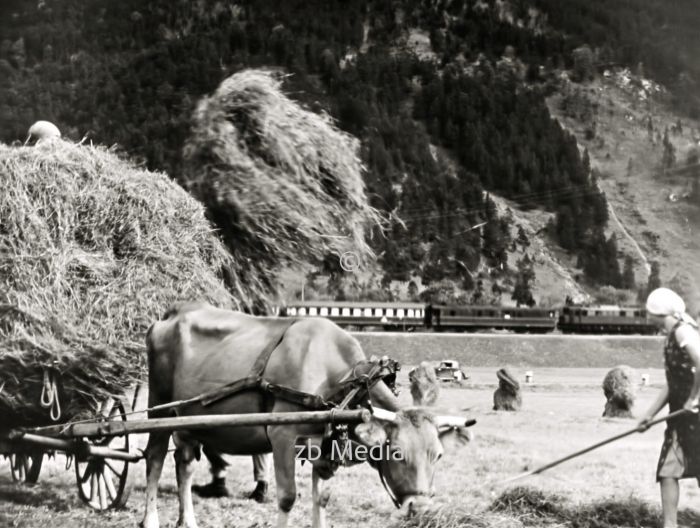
[0,140,234,428]
[409,362,440,406]
[181,69,383,298]
[398,487,671,527]
[602,365,637,418]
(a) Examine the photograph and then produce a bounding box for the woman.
[639,287,700,528]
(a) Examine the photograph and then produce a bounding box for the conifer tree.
[662,127,676,172]
[471,278,485,304]
[512,255,536,307]
[638,261,662,302]
[516,225,530,249]
[407,280,418,301]
[605,235,622,288]
[621,256,636,290]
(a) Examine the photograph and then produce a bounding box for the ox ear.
[355,419,388,447]
[436,417,476,450]
[438,426,473,450]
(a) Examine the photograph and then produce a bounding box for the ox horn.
[372,407,398,422]
[435,416,477,428]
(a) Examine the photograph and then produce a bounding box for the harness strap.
[326,357,400,408]
[376,457,432,510]
[377,461,402,509]
[258,380,333,410]
[199,377,263,407]
[249,319,298,378]
[198,319,297,407]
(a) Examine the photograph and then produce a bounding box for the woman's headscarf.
[646,287,698,327]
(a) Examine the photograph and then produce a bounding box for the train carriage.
[425,304,557,333]
[558,304,657,335]
[278,301,425,330]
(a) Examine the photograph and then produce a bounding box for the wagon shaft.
[6,433,141,462]
[20,409,371,438]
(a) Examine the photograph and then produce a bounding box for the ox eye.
[435,453,443,462]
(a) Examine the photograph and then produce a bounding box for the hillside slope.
[2,0,698,308]
[488,194,589,304]
[547,71,700,313]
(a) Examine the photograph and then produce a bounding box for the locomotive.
[557,304,656,334]
[277,301,658,335]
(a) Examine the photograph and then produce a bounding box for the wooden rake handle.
[499,408,692,487]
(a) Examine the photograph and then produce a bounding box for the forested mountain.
[2,0,698,304]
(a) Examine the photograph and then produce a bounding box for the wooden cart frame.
[1,396,369,511]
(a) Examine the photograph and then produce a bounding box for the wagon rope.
[40,368,61,422]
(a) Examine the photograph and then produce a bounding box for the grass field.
[2,367,699,528]
[353,333,664,369]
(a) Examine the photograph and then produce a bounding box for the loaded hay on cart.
[0,140,237,432]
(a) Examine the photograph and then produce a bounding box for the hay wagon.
[1,391,143,509]
[0,390,369,511]
[0,356,397,511]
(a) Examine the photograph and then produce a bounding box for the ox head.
[352,407,474,515]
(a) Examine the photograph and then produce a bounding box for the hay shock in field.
[493,368,522,411]
[180,69,382,296]
[0,140,235,429]
[602,365,636,418]
[409,362,440,406]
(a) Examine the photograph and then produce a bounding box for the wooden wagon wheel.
[75,398,134,510]
[10,450,43,484]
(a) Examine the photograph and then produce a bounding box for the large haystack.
[0,140,234,429]
[602,365,636,418]
[181,69,382,297]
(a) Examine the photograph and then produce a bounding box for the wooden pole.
[10,433,141,462]
[16,409,371,439]
[499,409,690,487]
[86,445,142,462]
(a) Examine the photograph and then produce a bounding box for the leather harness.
[194,319,400,413]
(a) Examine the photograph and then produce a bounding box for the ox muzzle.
[400,493,434,517]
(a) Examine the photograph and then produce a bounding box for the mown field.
[2,366,700,528]
[354,332,664,369]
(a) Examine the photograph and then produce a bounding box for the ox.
[140,303,473,528]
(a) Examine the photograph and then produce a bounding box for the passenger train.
[277,301,658,335]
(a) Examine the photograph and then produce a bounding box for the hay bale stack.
[180,69,382,297]
[493,368,522,411]
[0,140,235,429]
[602,365,636,418]
[409,362,440,406]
